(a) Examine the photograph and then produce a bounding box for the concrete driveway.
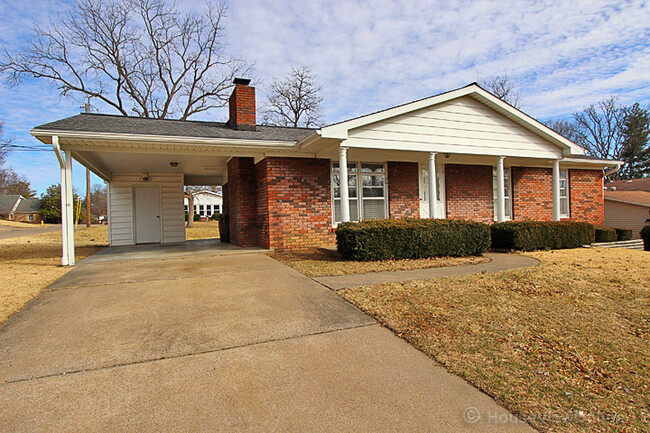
[0,250,535,432]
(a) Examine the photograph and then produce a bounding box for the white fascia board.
[319,84,586,156]
[30,129,300,150]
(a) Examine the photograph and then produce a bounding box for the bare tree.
[572,97,626,161]
[480,75,522,108]
[0,0,251,119]
[543,118,582,144]
[262,66,323,128]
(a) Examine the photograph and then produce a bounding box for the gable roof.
[606,178,650,192]
[16,198,43,213]
[604,190,650,207]
[0,195,21,213]
[319,83,586,156]
[33,113,315,143]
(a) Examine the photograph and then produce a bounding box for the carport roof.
[33,113,316,142]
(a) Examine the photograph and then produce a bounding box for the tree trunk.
[186,194,194,228]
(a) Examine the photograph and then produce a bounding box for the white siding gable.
[345,97,562,159]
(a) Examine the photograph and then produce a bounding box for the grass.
[272,247,491,277]
[339,248,649,433]
[0,220,55,228]
[186,220,220,240]
[0,225,108,325]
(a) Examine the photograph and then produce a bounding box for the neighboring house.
[606,178,650,192]
[184,190,223,219]
[31,79,621,264]
[0,195,43,223]
[604,189,650,239]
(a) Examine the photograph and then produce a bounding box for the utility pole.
[84,100,91,227]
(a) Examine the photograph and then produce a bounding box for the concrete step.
[591,239,645,250]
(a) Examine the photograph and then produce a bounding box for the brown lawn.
[0,225,108,325]
[340,248,649,433]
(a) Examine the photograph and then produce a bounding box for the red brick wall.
[227,157,257,247]
[569,169,604,225]
[228,84,256,130]
[255,159,270,248]
[262,157,334,250]
[511,167,553,221]
[387,162,420,218]
[445,164,494,223]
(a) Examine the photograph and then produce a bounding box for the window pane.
[362,175,384,187]
[334,199,359,222]
[363,187,384,197]
[363,199,385,219]
[560,198,568,216]
[361,163,384,173]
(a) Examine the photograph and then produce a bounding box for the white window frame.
[559,169,570,218]
[492,167,513,221]
[331,161,389,226]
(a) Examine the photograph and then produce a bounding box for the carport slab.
[0,325,534,432]
[0,254,373,383]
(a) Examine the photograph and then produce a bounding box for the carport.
[30,108,319,265]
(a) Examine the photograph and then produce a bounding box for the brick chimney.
[228,78,256,131]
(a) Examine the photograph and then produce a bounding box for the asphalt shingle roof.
[16,198,43,213]
[33,113,316,142]
[604,190,650,207]
[0,195,20,213]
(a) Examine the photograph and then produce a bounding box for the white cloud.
[0,0,649,193]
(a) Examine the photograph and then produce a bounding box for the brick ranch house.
[32,80,621,265]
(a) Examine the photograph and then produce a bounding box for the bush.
[491,221,594,251]
[336,218,490,261]
[641,225,650,251]
[193,213,201,222]
[593,226,617,243]
[614,227,634,241]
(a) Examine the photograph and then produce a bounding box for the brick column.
[569,169,604,225]
[445,164,494,223]
[387,162,419,218]
[227,157,257,247]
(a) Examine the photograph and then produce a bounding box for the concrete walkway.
[315,253,540,290]
[0,251,535,432]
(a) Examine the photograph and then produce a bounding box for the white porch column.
[64,150,76,265]
[496,156,506,223]
[57,137,69,266]
[552,159,561,221]
[339,146,350,223]
[428,152,438,219]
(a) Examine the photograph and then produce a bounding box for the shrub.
[336,218,490,261]
[614,227,634,241]
[594,226,617,243]
[491,221,594,251]
[641,225,650,251]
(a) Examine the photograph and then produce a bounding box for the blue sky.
[0,0,649,195]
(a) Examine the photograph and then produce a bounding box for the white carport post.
[52,136,75,266]
[495,156,506,223]
[339,146,350,223]
[428,152,438,219]
[552,159,561,221]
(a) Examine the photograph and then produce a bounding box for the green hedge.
[614,227,634,241]
[491,221,595,251]
[641,226,650,251]
[336,219,490,261]
[594,226,617,243]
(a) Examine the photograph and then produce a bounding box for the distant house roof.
[605,178,650,192]
[0,195,42,214]
[604,190,650,207]
[16,198,43,213]
[33,113,315,143]
[0,195,21,213]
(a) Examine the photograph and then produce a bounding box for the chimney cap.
[233,78,251,86]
